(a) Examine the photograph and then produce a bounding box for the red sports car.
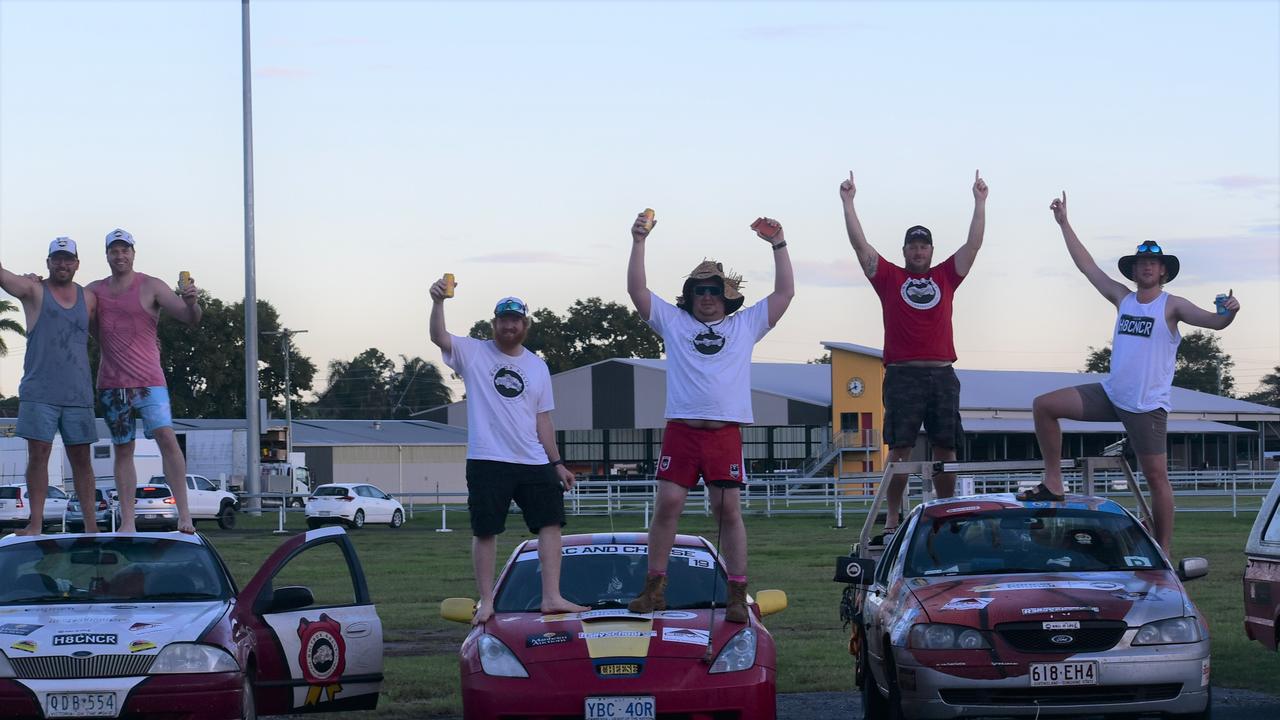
[0,526,383,719]
[440,532,787,720]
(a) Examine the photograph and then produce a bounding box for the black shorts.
[466,459,566,537]
[882,365,964,450]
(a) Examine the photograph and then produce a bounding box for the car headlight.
[149,644,239,674]
[0,652,14,679]
[908,624,991,650]
[478,634,528,678]
[1133,617,1203,646]
[709,627,757,674]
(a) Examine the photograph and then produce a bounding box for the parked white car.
[147,474,240,529]
[305,483,405,530]
[0,483,69,530]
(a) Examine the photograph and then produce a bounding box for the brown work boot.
[627,574,668,613]
[725,580,750,623]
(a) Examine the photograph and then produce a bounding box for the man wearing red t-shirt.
[839,170,988,543]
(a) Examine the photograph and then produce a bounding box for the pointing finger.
[975,169,980,181]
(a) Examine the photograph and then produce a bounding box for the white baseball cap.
[105,228,135,248]
[48,237,78,258]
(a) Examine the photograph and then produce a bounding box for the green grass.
[198,507,1280,718]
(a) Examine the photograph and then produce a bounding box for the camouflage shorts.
[882,365,963,449]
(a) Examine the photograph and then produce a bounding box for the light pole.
[263,328,307,458]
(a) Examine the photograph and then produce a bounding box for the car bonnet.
[0,601,227,659]
[485,608,742,664]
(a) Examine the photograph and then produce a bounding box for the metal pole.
[644,501,650,529]
[241,0,261,514]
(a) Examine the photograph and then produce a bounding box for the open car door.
[235,525,384,714]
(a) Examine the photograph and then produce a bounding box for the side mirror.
[754,589,787,617]
[1177,557,1209,581]
[268,586,315,613]
[441,597,477,623]
[834,556,876,585]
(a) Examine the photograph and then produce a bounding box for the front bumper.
[889,640,1210,719]
[0,672,242,720]
[461,658,777,719]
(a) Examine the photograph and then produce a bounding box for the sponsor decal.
[10,640,37,653]
[691,330,726,356]
[595,660,643,677]
[578,631,655,640]
[0,623,41,636]
[48,616,127,625]
[129,622,165,635]
[653,611,697,620]
[541,609,650,623]
[945,505,983,514]
[527,545,714,570]
[1112,591,1150,601]
[1124,556,1153,568]
[1073,532,1094,545]
[1201,658,1210,687]
[900,277,942,310]
[845,562,864,580]
[1047,556,1073,568]
[729,463,740,479]
[1043,621,1080,630]
[911,578,929,586]
[940,597,995,611]
[1117,314,1155,338]
[973,581,1120,593]
[659,456,671,472]
[297,614,346,706]
[52,633,117,646]
[491,366,526,399]
[1022,606,1099,615]
[128,640,157,653]
[662,627,710,646]
[527,630,573,648]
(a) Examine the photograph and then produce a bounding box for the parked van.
[1244,471,1280,650]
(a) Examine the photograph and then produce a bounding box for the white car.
[147,474,240,529]
[0,484,69,531]
[305,483,404,530]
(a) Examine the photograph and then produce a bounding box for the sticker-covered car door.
[237,526,384,714]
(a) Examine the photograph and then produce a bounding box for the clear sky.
[2,0,1277,404]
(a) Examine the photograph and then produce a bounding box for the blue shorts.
[100,387,173,445]
[16,402,98,445]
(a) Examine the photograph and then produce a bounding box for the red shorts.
[656,421,745,489]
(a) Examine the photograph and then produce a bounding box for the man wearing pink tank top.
[86,228,203,534]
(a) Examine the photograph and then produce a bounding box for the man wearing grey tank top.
[1,238,100,536]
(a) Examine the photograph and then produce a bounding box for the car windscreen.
[0,536,232,604]
[903,508,1166,577]
[0,487,20,500]
[314,486,348,497]
[494,544,726,612]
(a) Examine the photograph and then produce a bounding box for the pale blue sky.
[2,0,1277,401]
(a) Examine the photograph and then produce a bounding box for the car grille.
[12,654,155,679]
[941,683,1183,706]
[996,620,1127,652]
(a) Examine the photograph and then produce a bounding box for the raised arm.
[537,411,577,490]
[1051,192,1128,306]
[0,257,40,302]
[839,171,879,279]
[753,217,794,327]
[151,275,203,327]
[1168,290,1240,331]
[627,210,654,320]
[952,170,988,277]
[428,275,453,356]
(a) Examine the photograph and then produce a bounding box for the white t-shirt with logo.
[646,291,773,423]
[443,335,554,464]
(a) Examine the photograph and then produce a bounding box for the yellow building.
[823,341,888,473]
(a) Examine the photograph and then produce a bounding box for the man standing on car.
[1025,192,1240,552]
[429,281,588,624]
[1,238,99,535]
[87,228,200,534]
[840,170,988,544]
[625,211,794,623]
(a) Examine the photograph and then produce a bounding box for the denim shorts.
[100,386,173,445]
[16,402,98,445]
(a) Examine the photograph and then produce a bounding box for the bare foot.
[541,597,589,615]
[177,519,195,534]
[117,522,137,534]
[472,602,494,626]
[14,523,42,537]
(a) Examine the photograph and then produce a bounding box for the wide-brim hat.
[678,260,745,314]
[1119,241,1179,283]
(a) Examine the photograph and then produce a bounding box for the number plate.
[585,696,656,720]
[1030,661,1098,687]
[45,692,118,718]
[319,511,331,517]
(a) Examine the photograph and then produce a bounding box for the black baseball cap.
[904,225,932,245]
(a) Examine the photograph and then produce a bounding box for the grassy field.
[201,506,1280,718]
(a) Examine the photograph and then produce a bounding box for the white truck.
[260,458,312,507]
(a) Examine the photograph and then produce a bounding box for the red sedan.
[440,532,787,720]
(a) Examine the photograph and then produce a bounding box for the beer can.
[1214,294,1229,315]
[641,208,655,231]
[178,271,192,290]
[443,273,456,298]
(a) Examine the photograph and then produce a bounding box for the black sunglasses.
[692,285,723,297]
[1135,242,1162,255]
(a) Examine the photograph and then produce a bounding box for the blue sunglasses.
[1135,241,1162,255]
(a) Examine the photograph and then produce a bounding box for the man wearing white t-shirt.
[1026,192,1241,552]
[625,212,794,623]
[429,281,588,624]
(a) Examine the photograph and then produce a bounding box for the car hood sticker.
[912,573,1186,626]
[0,602,223,658]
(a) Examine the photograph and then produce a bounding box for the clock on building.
[846,377,865,397]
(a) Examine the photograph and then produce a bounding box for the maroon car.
[1245,474,1280,651]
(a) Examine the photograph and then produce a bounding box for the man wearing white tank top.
[1024,192,1241,552]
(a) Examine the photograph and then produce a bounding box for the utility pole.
[241,0,261,513]
[263,328,308,457]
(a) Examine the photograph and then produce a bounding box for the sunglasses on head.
[692,285,723,297]
[1135,242,1162,255]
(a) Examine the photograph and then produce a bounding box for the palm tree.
[0,299,25,357]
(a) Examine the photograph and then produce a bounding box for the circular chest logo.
[493,367,526,398]
[900,277,941,310]
[691,330,726,356]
